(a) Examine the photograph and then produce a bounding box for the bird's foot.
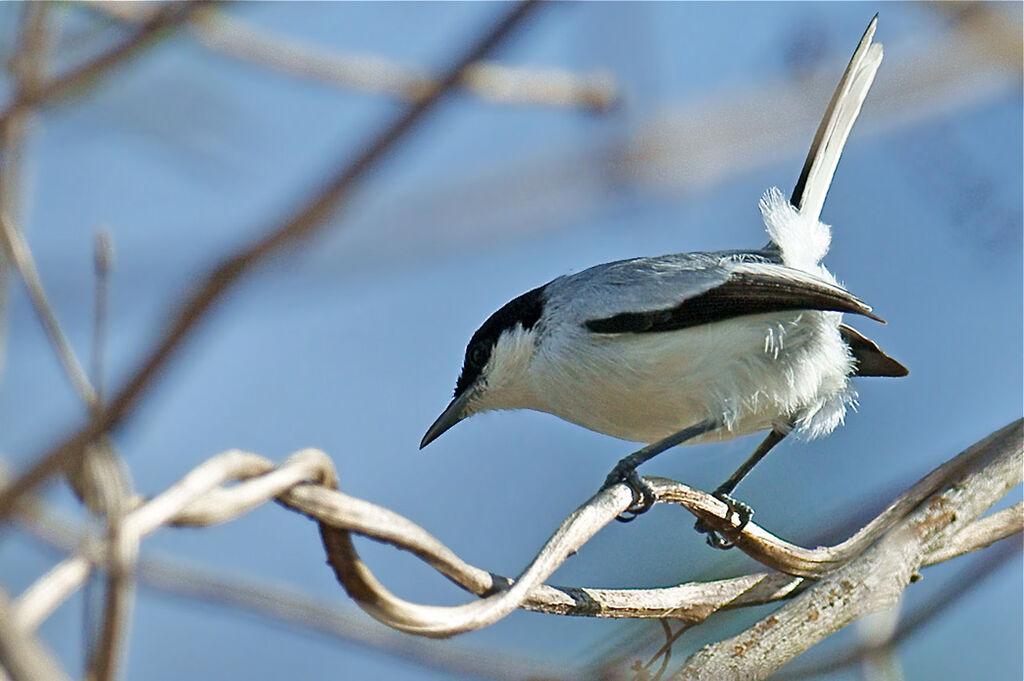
[602,464,657,522]
[693,490,753,549]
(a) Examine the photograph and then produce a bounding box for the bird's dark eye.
[467,343,490,368]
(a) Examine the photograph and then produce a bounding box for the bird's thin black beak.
[420,391,473,449]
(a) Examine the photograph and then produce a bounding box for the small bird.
[421,17,906,545]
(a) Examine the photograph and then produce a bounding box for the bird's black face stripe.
[454,284,546,398]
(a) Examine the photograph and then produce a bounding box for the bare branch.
[0,588,69,681]
[0,196,132,681]
[776,538,1020,680]
[0,0,187,522]
[0,12,108,679]
[14,504,570,681]
[670,420,1022,680]
[85,448,137,681]
[0,212,136,681]
[0,213,96,406]
[91,228,114,404]
[654,426,1022,578]
[90,2,617,112]
[83,228,134,681]
[0,0,542,523]
[923,501,1022,565]
[6,421,1019,645]
[0,2,52,390]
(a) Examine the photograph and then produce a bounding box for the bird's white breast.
[525,310,855,444]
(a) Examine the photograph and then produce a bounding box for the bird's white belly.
[529,311,854,444]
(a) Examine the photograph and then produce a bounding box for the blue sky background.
[0,3,1021,680]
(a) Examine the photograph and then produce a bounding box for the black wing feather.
[585,271,881,334]
[840,324,908,377]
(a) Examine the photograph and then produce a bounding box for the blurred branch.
[91,229,113,405]
[2,5,540,675]
[854,603,905,681]
[85,450,136,681]
[0,589,69,681]
[0,2,51,389]
[0,10,71,681]
[0,0,542,523]
[80,230,136,681]
[0,213,96,406]
[928,2,1023,71]
[0,2,133,516]
[2,11,141,669]
[0,3,50,205]
[14,511,570,681]
[0,208,135,681]
[0,2,209,131]
[0,170,132,681]
[308,12,1021,280]
[134,558,570,681]
[89,2,618,112]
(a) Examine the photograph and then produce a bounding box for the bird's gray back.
[541,249,780,327]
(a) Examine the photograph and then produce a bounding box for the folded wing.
[584,262,882,334]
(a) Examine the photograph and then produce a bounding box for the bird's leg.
[696,425,791,549]
[603,420,718,522]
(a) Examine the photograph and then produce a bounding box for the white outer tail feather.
[796,25,883,223]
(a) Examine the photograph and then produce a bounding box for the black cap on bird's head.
[420,284,547,448]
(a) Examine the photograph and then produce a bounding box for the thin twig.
[91,229,113,406]
[640,620,691,681]
[581,487,1021,678]
[0,213,96,406]
[0,0,542,524]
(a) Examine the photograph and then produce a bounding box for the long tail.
[790,15,884,223]
[762,15,884,276]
